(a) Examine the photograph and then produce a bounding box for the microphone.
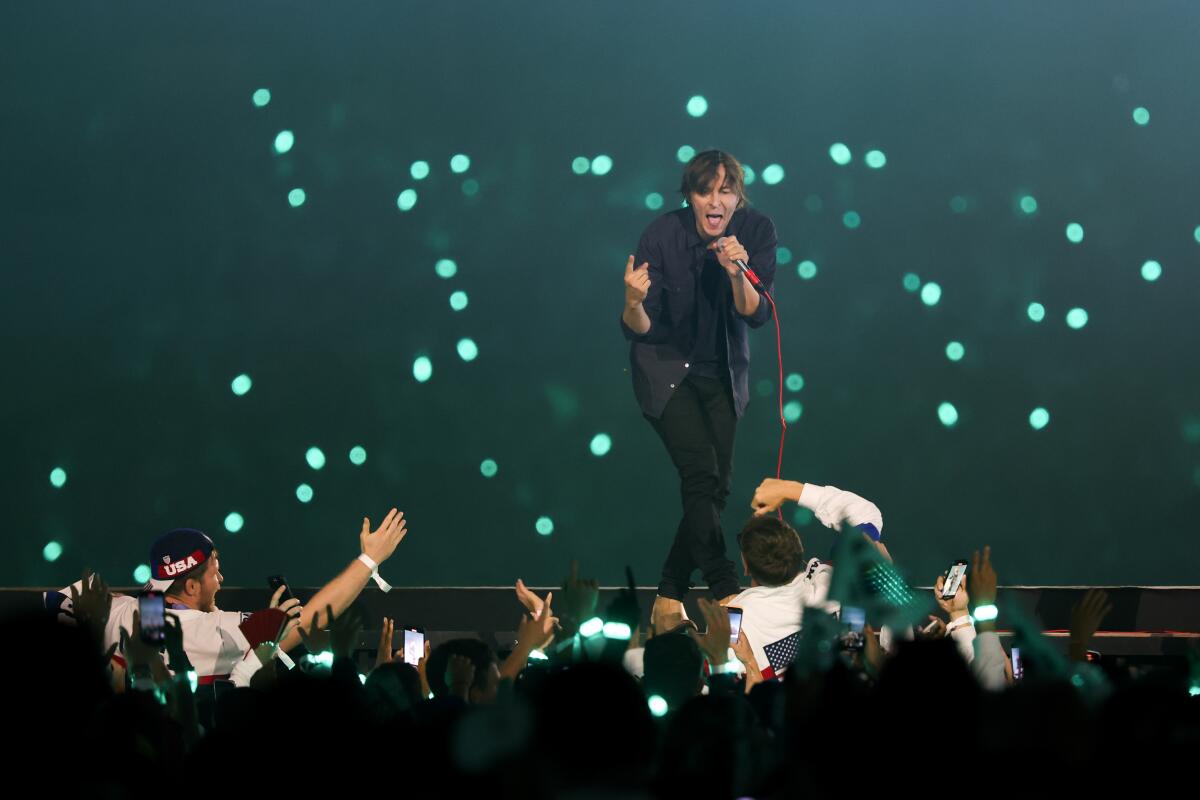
[713,238,766,292]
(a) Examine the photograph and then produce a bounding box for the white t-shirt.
[730,558,838,678]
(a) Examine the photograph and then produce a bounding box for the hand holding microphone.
[709,236,764,290]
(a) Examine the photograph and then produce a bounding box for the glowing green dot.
[224,512,244,533]
[296,483,314,503]
[829,143,852,165]
[461,178,479,196]
[230,374,252,396]
[590,155,613,176]
[864,149,887,168]
[535,516,554,536]
[449,154,471,173]
[804,194,823,212]
[902,273,921,292]
[449,290,469,311]
[571,156,590,175]
[589,433,612,457]
[842,211,861,229]
[306,447,326,470]
[1066,307,1089,329]
[937,402,959,428]
[435,259,458,279]
[287,188,306,207]
[396,189,418,212]
[1019,195,1038,214]
[676,145,695,163]
[410,160,430,180]
[251,88,271,108]
[785,373,804,392]
[945,341,965,361]
[797,260,817,279]
[1027,302,1046,322]
[921,282,942,306]
[480,459,498,478]
[1065,222,1084,243]
[1194,225,1200,244]
[273,130,294,154]
[579,616,604,637]
[648,694,668,717]
[1132,106,1150,125]
[1029,407,1050,430]
[742,165,756,185]
[133,564,151,583]
[761,164,785,185]
[776,246,792,265]
[348,446,367,466]
[49,467,67,488]
[1141,260,1162,281]
[413,356,433,383]
[950,196,969,213]
[686,95,708,117]
[457,338,478,362]
[783,401,803,423]
[644,192,664,210]
[43,541,63,562]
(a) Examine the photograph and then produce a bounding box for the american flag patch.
[763,632,799,673]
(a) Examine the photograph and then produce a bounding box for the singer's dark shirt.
[619,206,778,419]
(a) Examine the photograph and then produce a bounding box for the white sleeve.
[971,631,1008,690]
[950,624,977,664]
[229,649,265,688]
[622,647,645,679]
[797,484,884,537]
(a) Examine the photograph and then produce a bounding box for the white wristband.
[946,616,974,634]
[274,648,296,670]
[357,553,392,593]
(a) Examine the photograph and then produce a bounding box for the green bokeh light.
[783,401,803,423]
[224,512,244,533]
[776,246,792,265]
[902,273,921,292]
[829,143,852,165]
[231,374,252,396]
[797,260,818,280]
[590,155,613,176]
[676,145,695,163]
[396,189,418,211]
[937,402,959,428]
[921,282,942,306]
[1132,106,1150,125]
[1194,225,1200,244]
[457,338,479,361]
[1141,260,1162,281]
[589,433,612,457]
[842,211,861,229]
[950,196,969,213]
[461,178,479,196]
[410,160,430,180]
[296,483,314,503]
[252,88,271,107]
[1019,195,1038,214]
[946,341,965,361]
[413,356,433,383]
[306,447,326,470]
[43,541,63,562]
[435,259,458,279]
[349,446,367,466]
[450,154,471,173]
[1027,302,1046,322]
[648,694,668,717]
[865,149,887,168]
[785,373,804,392]
[480,459,498,478]
[449,290,469,311]
[133,564,151,583]
[273,130,294,154]
[761,164,785,185]
[1066,307,1089,329]
[1065,222,1084,243]
[742,165,756,185]
[571,156,590,175]
[1029,407,1050,430]
[644,192,664,210]
[686,95,708,117]
[50,467,67,488]
[535,516,554,536]
[287,188,306,207]
[755,379,773,398]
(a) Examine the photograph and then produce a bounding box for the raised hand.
[329,603,366,660]
[708,235,750,279]
[360,508,408,566]
[691,598,732,666]
[624,255,651,306]
[515,578,547,618]
[446,654,476,701]
[750,478,801,516]
[561,560,599,630]
[1069,588,1113,662]
[70,568,112,640]
[375,617,398,670]
[933,574,970,618]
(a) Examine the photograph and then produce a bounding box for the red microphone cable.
[738,264,787,521]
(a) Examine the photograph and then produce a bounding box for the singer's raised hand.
[624,255,651,305]
[708,236,749,279]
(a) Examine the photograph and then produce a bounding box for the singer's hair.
[679,150,749,209]
[737,516,804,587]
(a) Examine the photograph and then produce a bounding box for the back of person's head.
[364,661,424,719]
[426,638,499,703]
[643,631,704,710]
[738,515,805,586]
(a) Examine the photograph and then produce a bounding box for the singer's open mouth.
[705,213,723,225]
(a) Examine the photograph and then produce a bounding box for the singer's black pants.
[646,373,741,601]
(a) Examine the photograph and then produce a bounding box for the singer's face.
[689,163,737,241]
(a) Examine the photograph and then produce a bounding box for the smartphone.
[941,560,968,599]
[402,628,425,666]
[267,575,295,603]
[138,591,166,646]
[840,605,866,651]
[726,606,743,644]
[1011,647,1024,680]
